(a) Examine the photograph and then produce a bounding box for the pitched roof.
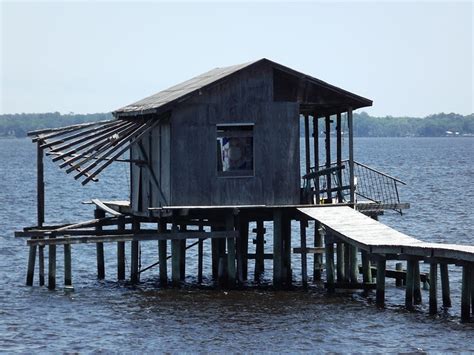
[113,58,372,117]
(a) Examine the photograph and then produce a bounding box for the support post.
[130,219,140,284]
[336,242,345,282]
[313,221,323,281]
[64,244,72,287]
[343,242,350,283]
[440,263,451,308]
[254,220,265,281]
[324,115,332,203]
[283,213,292,288]
[395,262,403,286]
[413,261,422,305]
[37,141,45,227]
[336,112,343,202]
[429,263,438,315]
[300,220,308,288]
[197,224,204,284]
[405,259,415,310]
[324,230,335,293]
[304,113,311,175]
[94,209,105,280]
[361,250,373,284]
[171,224,180,287]
[273,209,283,289]
[48,242,56,290]
[179,225,186,281]
[117,217,126,281]
[349,246,358,284]
[211,237,218,280]
[39,245,45,286]
[312,114,320,203]
[158,221,167,286]
[226,214,236,287]
[461,264,471,322]
[376,257,386,307]
[26,245,37,286]
[347,108,355,204]
[239,218,249,282]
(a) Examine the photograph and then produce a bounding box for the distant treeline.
[0,111,473,138]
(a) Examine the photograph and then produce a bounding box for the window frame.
[216,123,255,178]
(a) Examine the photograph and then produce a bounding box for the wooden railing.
[302,160,406,214]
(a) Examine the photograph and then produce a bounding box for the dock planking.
[298,206,474,262]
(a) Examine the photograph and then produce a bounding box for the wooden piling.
[64,244,72,287]
[179,225,186,281]
[343,243,350,283]
[26,245,37,286]
[413,261,422,305]
[429,263,438,315]
[226,214,236,287]
[273,209,283,289]
[198,237,204,284]
[171,224,180,286]
[254,220,265,281]
[48,243,56,290]
[361,250,373,284]
[376,257,386,307]
[211,237,218,280]
[158,221,167,286]
[336,242,345,282]
[405,259,415,310]
[117,217,126,281]
[440,263,451,308]
[239,218,249,281]
[349,245,358,283]
[130,219,140,284]
[36,141,45,228]
[300,220,308,288]
[324,115,332,203]
[461,264,471,322]
[39,246,45,286]
[94,209,105,280]
[324,231,335,293]
[283,214,292,287]
[395,262,403,287]
[313,221,323,281]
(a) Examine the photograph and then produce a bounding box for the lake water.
[0,137,473,352]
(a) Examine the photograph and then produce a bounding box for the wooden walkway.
[298,206,474,322]
[298,206,474,262]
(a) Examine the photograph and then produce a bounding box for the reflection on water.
[0,137,473,352]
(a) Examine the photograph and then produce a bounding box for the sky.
[1,1,472,117]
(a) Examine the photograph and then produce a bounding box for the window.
[216,124,254,177]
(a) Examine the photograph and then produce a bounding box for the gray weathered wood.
[95,209,105,280]
[440,263,451,308]
[48,243,56,290]
[347,108,355,203]
[336,242,345,282]
[273,209,283,288]
[361,250,373,284]
[226,215,236,287]
[37,141,45,227]
[64,244,72,287]
[38,246,45,286]
[461,264,471,322]
[376,258,386,307]
[26,245,37,286]
[405,259,415,310]
[429,263,438,315]
[413,261,422,305]
[325,231,335,293]
[117,217,126,280]
[300,220,308,287]
[158,222,168,286]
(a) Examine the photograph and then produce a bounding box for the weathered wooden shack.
[17,58,474,323]
[113,58,371,211]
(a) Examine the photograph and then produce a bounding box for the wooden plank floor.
[298,206,474,262]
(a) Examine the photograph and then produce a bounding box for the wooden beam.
[28,119,116,137]
[324,115,332,203]
[429,263,438,315]
[158,222,168,286]
[304,113,310,175]
[347,108,355,203]
[440,263,451,308]
[95,209,105,280]
[37,141,45,227]
[376,258,386,307]
[312,114,320,204]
